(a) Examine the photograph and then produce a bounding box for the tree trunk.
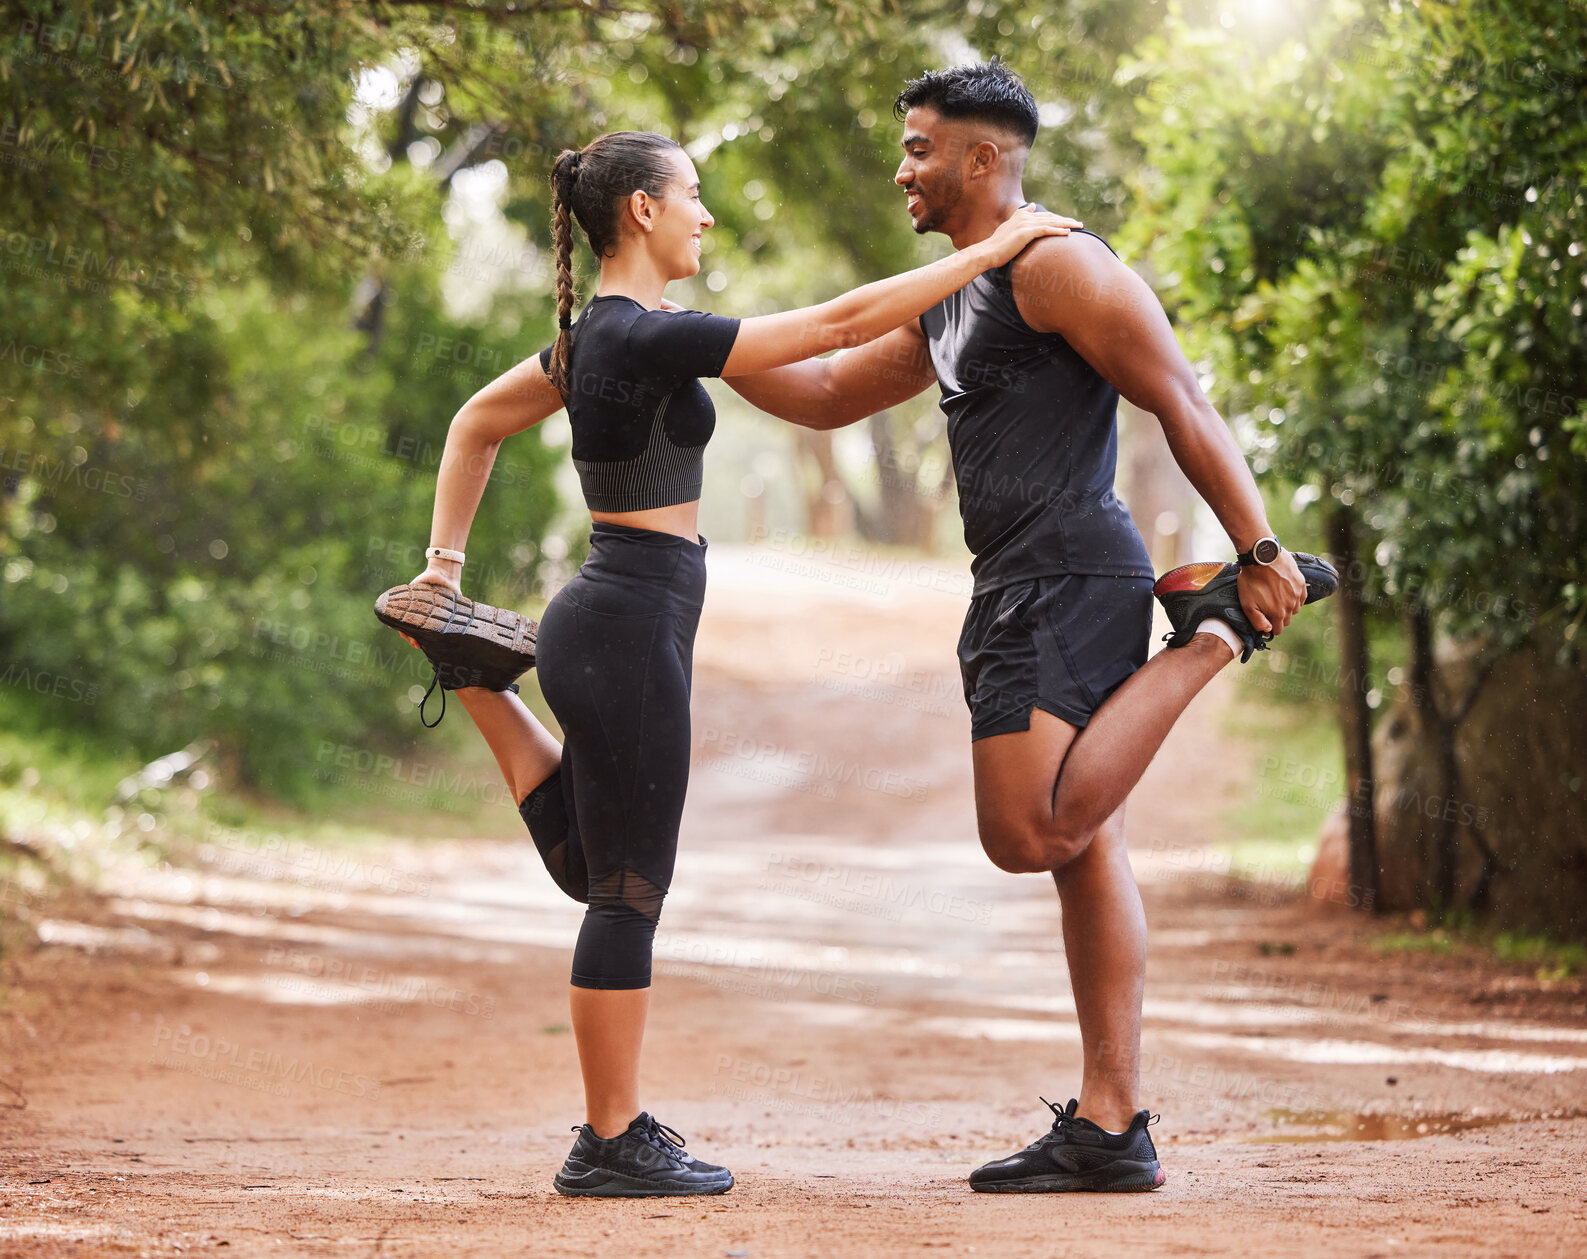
[793,428,850,539]
[387,76,425,164]
[1407,606,1462,915]
[857,411,934,548]
[1327,506,1379,912]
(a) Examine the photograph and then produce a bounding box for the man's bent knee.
[979,817,1092,874]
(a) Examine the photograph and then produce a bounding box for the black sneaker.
[373,582,538,726]
[553,1113,734,1198]
[1153,552,1338,663]
[969,1097,1164,1193]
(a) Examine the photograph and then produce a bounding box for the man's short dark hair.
[893,59,1039,146]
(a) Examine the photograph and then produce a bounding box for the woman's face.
[635,149,714,279]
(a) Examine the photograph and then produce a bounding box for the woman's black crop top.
[536,295,741,512]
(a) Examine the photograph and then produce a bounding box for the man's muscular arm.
[723,321,938,431]
[1010,235,1305,634]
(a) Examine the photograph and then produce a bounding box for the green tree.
[1122,0,1587,917]
[2,0,1209,799]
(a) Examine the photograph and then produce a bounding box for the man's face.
[894,107,971,235]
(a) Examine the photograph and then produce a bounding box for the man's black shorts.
[957,574,1154,741]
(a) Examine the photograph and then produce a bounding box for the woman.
[376,130,1077,1197]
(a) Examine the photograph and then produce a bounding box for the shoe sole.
[373,583,537,676]
[553,1162,734,1198]
[1153,560,1231,598]
[970,1161,1165,1193]
[1154,554,1339,605]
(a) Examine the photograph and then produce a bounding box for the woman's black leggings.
[517,521,704,990]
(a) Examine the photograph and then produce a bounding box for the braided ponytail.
[543,132,684,400]
[542,132,679,398]
[547,148,581,399]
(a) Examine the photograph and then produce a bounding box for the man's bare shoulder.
[1010,231,1121,286]
[1010,232,1151,331]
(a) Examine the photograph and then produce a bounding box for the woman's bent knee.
[569,867,668,988]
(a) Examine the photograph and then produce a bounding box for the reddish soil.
[3,545,1585,1257]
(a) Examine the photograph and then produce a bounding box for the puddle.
[1260,1108,1521,1142]
[1173,1029,1587,1074]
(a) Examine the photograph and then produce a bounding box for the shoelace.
[636,1115,690,1160]
[1035,1097,1161,1143]
[570,1116,692,1160]
[419,666,447,728]
[415,587,473,728]
[417,668,519,728]
[1040,1096,1079,1138]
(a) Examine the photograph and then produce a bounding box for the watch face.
[1254,538,1281,565]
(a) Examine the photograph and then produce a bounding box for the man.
[725,60,1336,1192]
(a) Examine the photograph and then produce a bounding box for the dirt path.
[3,544,1586,1257]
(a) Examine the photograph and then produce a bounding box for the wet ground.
[2,544,1585,1256]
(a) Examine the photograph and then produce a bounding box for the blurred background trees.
[1123,0,1585,934]
[2,1,1581,933]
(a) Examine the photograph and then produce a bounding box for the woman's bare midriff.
[589,500,702,543]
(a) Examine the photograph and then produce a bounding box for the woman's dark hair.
[547,130,683,397]
[893,58,1039,147]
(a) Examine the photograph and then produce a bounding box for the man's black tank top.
[919,226,1152,597]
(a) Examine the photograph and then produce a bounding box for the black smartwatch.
[1236,536,1282,567]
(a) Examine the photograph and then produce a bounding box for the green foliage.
[1122,0,1587,648]
[1218,686,1343,862]
[18,0,1575,819]
[1493,932,1586,980]
[0,261,564,794]
[1373,929,1460,956]
[0,686,132,809]
[1376,925,1584,978]
[4,0,1188,801]
[0,0,418,293]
